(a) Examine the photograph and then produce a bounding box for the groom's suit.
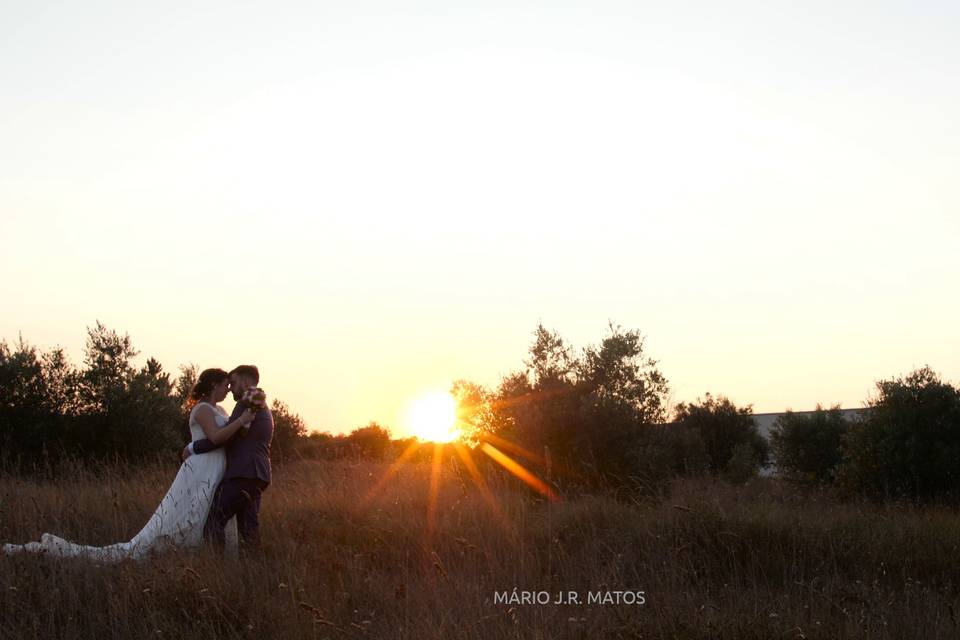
[192,401,273,548]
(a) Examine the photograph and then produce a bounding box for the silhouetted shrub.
[838,367,960,502]
[673,394,769,479]
[476,323,671,494]
[661,423,710,476]
[269,399,308,462]
[770,405,849,484]
[346,422,392,461]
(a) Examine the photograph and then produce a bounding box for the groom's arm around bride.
[187,401,251,456]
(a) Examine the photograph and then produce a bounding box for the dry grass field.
[3,457,960,639]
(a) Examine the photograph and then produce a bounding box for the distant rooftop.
[752,408,869,439]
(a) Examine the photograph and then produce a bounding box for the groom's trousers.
[204,477,267,550]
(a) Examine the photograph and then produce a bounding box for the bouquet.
[242,387,267,412]
[239,387,267,434]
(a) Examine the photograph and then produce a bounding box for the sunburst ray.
[480,443,559,501]
[355,439,422,510]
[452,441,518,542]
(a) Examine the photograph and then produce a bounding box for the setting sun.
[405,392,460,443]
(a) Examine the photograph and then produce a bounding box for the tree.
[72,324,180,459]
[576,323,669,425]
[673,393,768,480]
[527,324,577,386]
[450,379,499,445]
[117,358,181,456]
[271,399,308,462]
[485,322,671,492]
[174,364,200,442]
[40,347,82,417]
[174,364,199,407]
[80,321,138,413]
[770,405,848,484]
[0,337,55,458]
[839,367,960,502]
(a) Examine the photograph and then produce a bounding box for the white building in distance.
[752,407,869,441]
[752,407,870,476]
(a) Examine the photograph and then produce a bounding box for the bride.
[2,368,253,561]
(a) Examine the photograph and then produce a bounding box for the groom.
[183,364,274,550]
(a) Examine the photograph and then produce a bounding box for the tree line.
[2,322,958,503]
[769,366,960,502]
[0,323,308,468]
[0,323,420,470]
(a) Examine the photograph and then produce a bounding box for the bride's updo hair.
[186,368,229,410]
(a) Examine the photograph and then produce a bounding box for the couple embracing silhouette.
[3,365,273,561]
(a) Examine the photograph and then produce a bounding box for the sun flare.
[406,391,460,443]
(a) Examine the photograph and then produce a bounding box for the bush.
[346,422,392,461]
[838,366,960,502]
[658,423,709,476]
[673,394,769,478]
[479,323,671,493]
[271,400,308,462]
[770,405,849,484]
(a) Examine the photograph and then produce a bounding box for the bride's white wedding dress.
[3,402,238,561]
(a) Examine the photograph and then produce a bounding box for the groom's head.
[229,365,260,401]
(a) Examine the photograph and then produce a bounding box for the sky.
[2,0,958,437]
